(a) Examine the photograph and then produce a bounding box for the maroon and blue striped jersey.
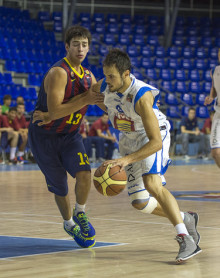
[32,57,92,134]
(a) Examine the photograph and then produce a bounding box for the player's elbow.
[153,138,163,152]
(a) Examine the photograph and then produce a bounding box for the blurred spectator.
[1,107,28,164]
[2,95,12,115]
[201,110,215,158]
[88,113,116,162]
[176,107,206,159]
[15,103,29,162]
[0,105,19,164]
[79,117,90,139]
[79,117,92,160]
[16,96,25,105]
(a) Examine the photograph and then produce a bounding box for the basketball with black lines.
[93,164,127,196]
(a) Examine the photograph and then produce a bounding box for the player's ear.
[124,69,130,78]
[65,43,70,52]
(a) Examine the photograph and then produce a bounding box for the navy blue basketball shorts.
[28,125,91,196]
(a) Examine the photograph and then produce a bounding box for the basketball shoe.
[183,212,200,244]
[8,157,17,165]
[73,210,95,239]
[64,224,96,248]
[175,234,202,263]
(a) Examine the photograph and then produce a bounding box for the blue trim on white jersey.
[153,94,160,110]
[100,78,107,93]
[134,87,160,113]
[148,152,159,174]
[128,189,147,196]
[131,77,135,87]
[134,87,152,107]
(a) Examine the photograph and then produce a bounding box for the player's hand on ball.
[103,157,130,171]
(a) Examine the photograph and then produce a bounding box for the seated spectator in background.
[16,96,25,105]
[176,107,205,160]
[0,105,19,164]
[1,95,12,115]
[1,107,28,164]
[79,117,92,158]
[16,103,29,131]
[16,103,29,162]
[88,113,116,162]
[201,110,215,159]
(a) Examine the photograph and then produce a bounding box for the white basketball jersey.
[100,74,167,139]
[212,64,220,113]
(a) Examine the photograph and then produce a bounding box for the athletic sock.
[64,218,75,229]
[75,203,86,214]
[175,223,189,235]
[10,147,16,160]
[17,151,24,157]
[180,211,185,220]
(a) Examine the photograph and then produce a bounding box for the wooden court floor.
[0,161,220,278]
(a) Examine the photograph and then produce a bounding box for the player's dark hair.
[65,25,92,46]
[103,49,132,76]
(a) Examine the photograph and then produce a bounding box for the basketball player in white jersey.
[93,49,202,263]
[204,48,220,168]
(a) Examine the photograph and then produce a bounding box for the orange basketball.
[93,163,127,196]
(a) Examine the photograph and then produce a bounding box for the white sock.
[180,211,185,220]
[10,147,16,160]
[18,151,24,157]
[175,223,189,235]
[64,218,75,229]
[75,203,86,214]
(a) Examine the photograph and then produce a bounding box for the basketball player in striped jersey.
[204,48,220,168]
[28,26,104,248]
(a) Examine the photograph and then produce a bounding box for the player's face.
[103,65,126,93]
[65,37,89,63]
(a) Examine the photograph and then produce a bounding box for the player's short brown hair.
[65,25,92,46]
[103,49,132,76]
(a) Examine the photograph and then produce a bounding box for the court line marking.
[191,167,220,175]
[0,235,127,261]
[0,212,220,230]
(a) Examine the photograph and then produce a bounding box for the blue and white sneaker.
[64,224,96,248]
[73,210,95,239]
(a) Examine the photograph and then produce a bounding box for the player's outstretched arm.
[46,67,104,120]
[91,78,107,112]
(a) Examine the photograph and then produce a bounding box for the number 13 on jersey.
[66,113,82,125]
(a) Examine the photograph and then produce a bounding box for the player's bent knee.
[130,189,157,214]
[132,197,157,214]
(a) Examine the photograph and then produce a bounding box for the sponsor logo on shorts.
[128,183,138,190]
